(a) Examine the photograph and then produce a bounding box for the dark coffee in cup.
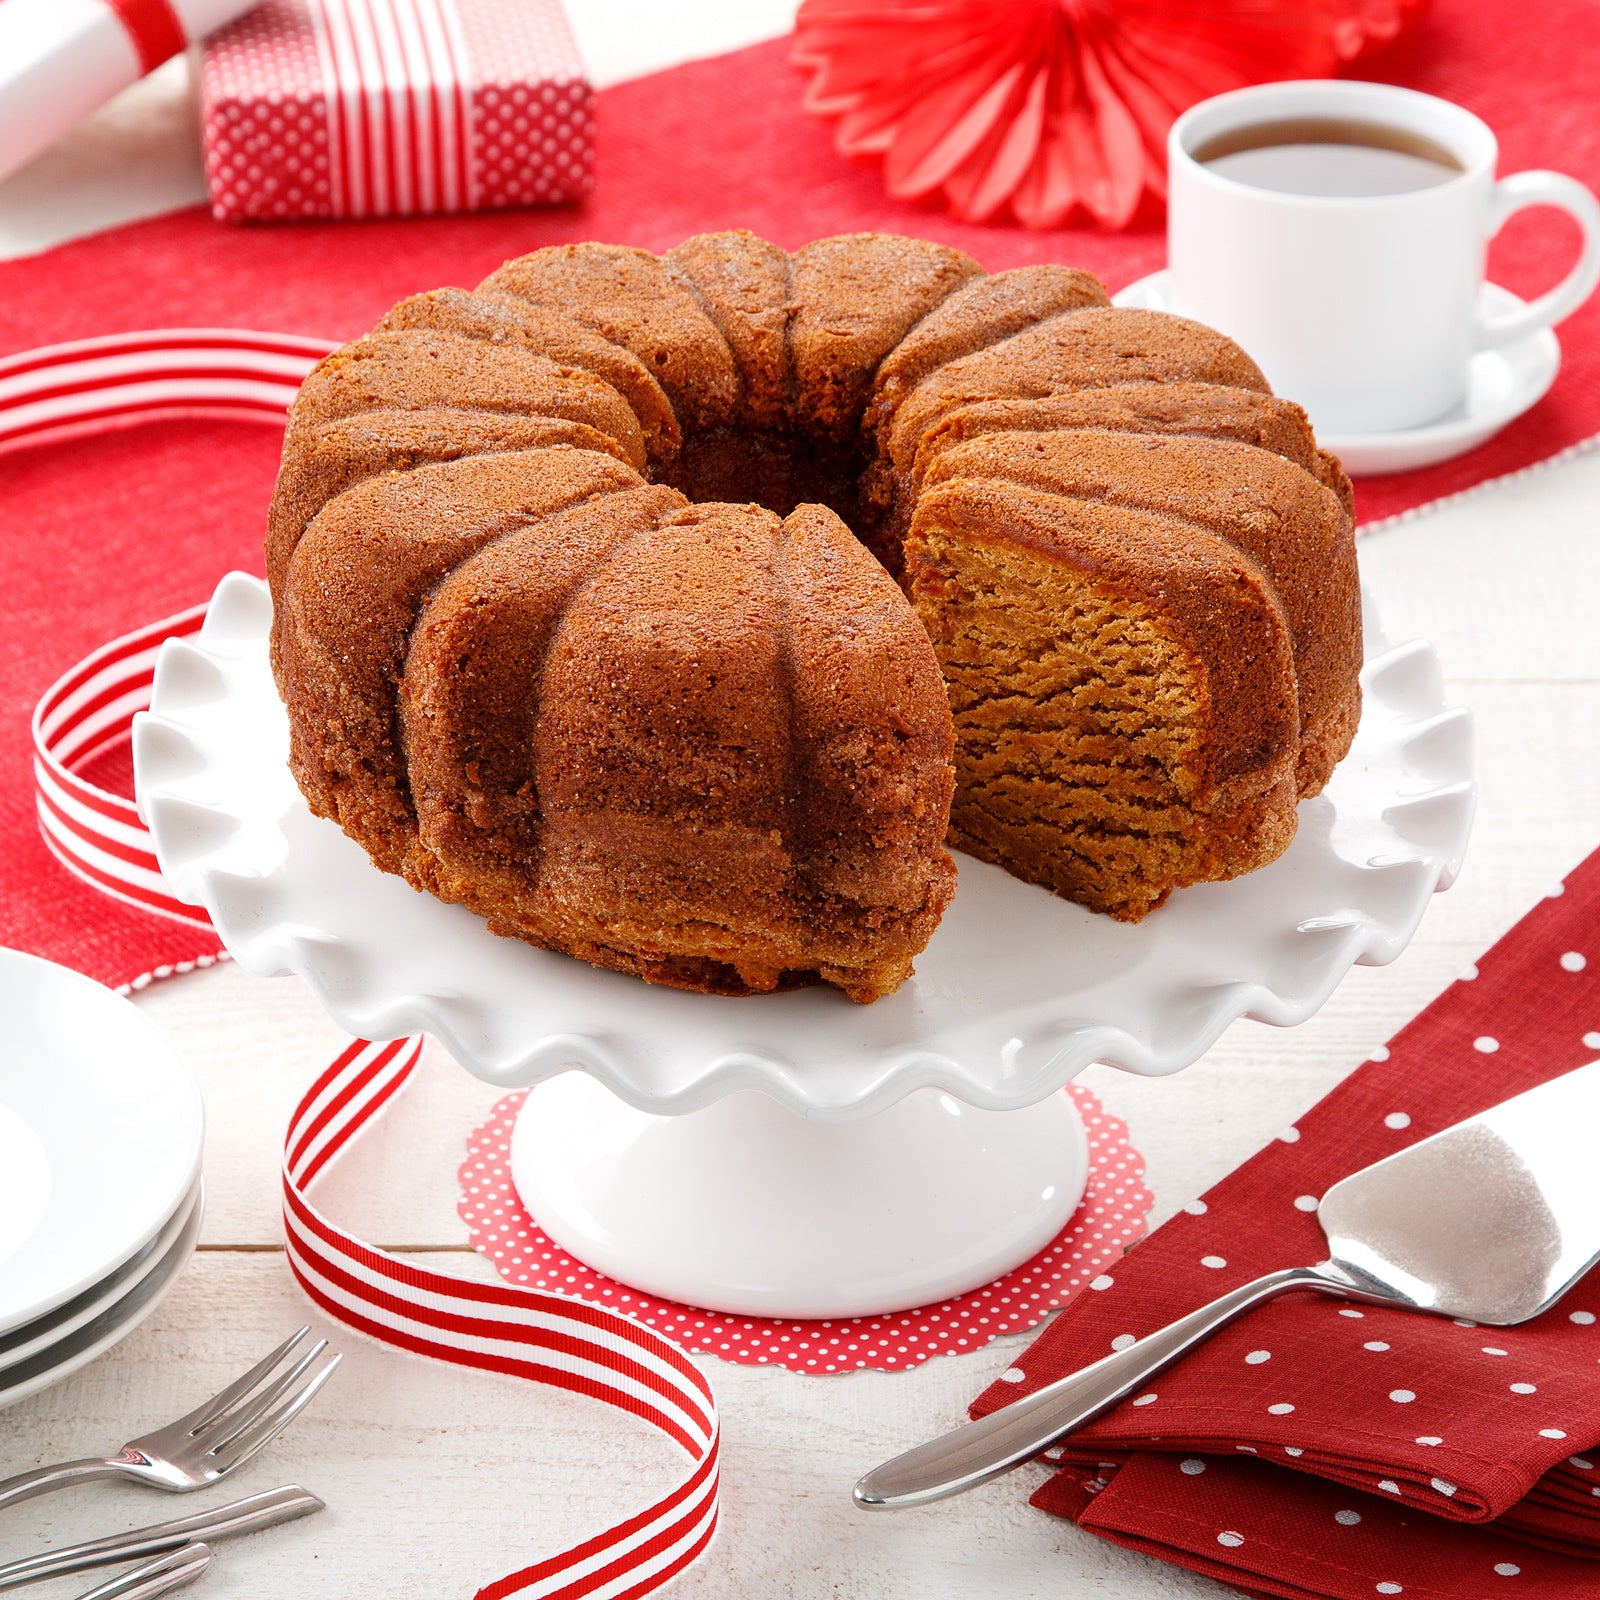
[1193,118,1465,198]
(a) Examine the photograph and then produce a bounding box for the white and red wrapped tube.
[0,0,261,184]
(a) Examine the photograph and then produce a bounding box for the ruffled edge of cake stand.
[133,574,1474,1119]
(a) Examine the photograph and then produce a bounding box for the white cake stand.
[134,573,1473,1317]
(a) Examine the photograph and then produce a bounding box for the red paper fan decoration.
[792,0,1429,230]
[1331,0,1429,60]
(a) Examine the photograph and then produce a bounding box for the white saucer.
[134,575,1474,1120]
[0,949,205,1334]
[1112,271,1560,475]
[0,1184,202,1413]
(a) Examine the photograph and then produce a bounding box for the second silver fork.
[0,1327,340,1513]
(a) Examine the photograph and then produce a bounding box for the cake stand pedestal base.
[508,1076,1089,1319]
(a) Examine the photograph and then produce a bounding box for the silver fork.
[72,1544,211,1600]
[0,1328,339,1513]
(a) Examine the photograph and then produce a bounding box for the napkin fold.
[972,845,1600,1598]
[1059,1452,1590,1600]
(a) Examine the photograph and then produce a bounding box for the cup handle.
[1476,170,1600,351]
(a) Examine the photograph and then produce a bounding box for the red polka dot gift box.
[971,845,1600,1599]
[198,0,593,223]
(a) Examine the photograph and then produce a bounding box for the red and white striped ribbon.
[285,1038,720,1600]
[306,0,475,219]
[16,329,335,923]
[20,329,722,1599]
[32,601,214,928]
[0,328,336,452]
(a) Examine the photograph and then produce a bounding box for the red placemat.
[458,1083,1151,1373]
[5,0,1600,988]
[2,1,1599,521]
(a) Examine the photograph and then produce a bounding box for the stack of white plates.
[0,949,203,1411]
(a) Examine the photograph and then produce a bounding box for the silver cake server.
[856,1057,1600,1511]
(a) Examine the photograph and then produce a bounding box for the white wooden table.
[3,11,1599,1595]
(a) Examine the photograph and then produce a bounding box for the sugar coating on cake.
[480,244,740,431]
[868,264,1111,443]
[398,489,956,1000]
[376,289,683,469]
[664,231,792,431]
[265,408,633,592]
[269,229,1362,999]
[909,383,1354,521]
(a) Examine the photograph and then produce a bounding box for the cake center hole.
[668,428,863,524]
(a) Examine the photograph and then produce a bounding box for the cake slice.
[906,476,1301,921]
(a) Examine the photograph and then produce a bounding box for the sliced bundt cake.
[267,230,1361,998]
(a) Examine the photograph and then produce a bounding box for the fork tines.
[159,1327,342,1474]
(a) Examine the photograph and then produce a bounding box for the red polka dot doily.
[458,1084,1152,1373]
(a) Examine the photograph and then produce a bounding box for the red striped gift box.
[199,0,594,222]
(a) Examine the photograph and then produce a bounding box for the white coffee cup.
[1167,79,1600,436]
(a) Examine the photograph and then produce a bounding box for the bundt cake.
[267,229,1361,1001]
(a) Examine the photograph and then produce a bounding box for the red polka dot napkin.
[970,846,1600,1597]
